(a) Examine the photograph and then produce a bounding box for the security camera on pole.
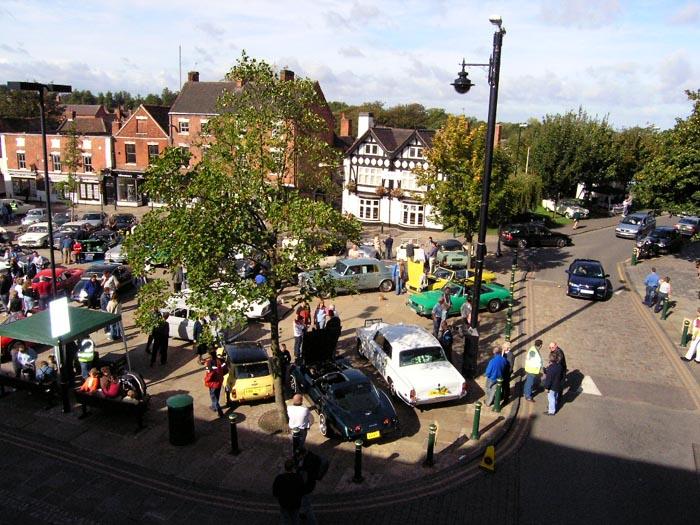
[452,16,506,379]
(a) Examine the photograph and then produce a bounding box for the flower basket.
[390,188,404,199]
[375,186,388,197]
[345,180,357,193]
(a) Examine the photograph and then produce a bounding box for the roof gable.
[169,81,240,114]
[114,104,170,138]
[346,126,435,158]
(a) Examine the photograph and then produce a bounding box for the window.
[178,120,189,134]
[363,144,379,155]
[125,144,136,164]
[51,153,61,172]
[359,198,379,221]
[200,119,209,135]
[147,144,159,163]
[136,118,147,134]
[17,152,26,169]
[357,167,382,186]
[79,183,100,201]
[117,177,139,202]
[363,265,378,274]
[408,146,424,158]
[401,203,424,226]
[82,155,93,172]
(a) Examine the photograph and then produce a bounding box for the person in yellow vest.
[682,308,700,363]
[524,339,544,401]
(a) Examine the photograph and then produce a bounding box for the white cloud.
[338,46,365,58]
[668,2,700,24]
[537,0,622,28]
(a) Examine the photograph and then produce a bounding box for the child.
[35,360,56,383]
[122,389,139,404]
[79,368,100,393]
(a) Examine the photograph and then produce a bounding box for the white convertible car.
[356,320,467,406]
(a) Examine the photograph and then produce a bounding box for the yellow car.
[222,342,275,405]
[406,259,497,292]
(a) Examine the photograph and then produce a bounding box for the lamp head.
[489,15,502,27]
[452,59,474,95]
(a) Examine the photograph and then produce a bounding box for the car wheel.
[556,238,566,248]
[289,375,299,394]
[378,279,393,292]
[518,239,527,249]
[487,299,502,313]
[319,413,329,437]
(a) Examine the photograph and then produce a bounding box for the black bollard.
[292,427,301,455]
[352,439,364,483]
[228,413,240,455]
[423,423,438,467]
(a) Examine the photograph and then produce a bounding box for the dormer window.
[363,144,379,155]
[409,146,424,158]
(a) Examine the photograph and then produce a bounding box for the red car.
[31,267,85,296]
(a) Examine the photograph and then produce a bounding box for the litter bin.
[166,394,195,446]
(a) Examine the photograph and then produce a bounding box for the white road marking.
[614,289,624,295]
[579,375,602,396]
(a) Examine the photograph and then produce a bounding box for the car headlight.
[596,285,606,290]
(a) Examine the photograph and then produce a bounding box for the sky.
[0,0,698,130]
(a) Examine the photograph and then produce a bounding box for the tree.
[125,53,361,425]
[634,90,700,215]
[414,115,514,244]
[56,121,81,219]
[0,86,63,121]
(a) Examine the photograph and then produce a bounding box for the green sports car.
[407,281,512,316]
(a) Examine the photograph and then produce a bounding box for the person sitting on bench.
[35,360,56,384]
[12,343,37,379]
[99,367,121,398]
[79,368,100,393]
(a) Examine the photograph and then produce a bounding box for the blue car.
[565,259,609,300]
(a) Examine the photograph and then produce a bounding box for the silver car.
[299,258,394,294]
[615,212,656,239]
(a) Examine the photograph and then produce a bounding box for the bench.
[0,372,56,408]
[74,389,149,432]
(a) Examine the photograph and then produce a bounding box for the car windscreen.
[679,218,698,225]
[334,382,380,411]
[399,346,446,366]
[621,216,641,225]
[234,362,270,379]
[333,261,348,274]
[28,226,48,233]
[433,268,452,279]
[571,263,604,278]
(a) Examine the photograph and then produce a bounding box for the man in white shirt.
[287,393,311,451]
[31,251,44,270]
[101,270,118,292]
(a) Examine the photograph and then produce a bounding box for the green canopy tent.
[0,307,129,412]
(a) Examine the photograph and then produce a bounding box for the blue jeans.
[394,275,403,294]
[209,387,222,413]
[644,285,656,305]
[524,373,538,399]
[293,335,303,360]
[547,389,558,414]
[80,361,90,379]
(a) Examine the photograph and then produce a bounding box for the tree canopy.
[125,53,361,423]
[329,101,453,135]
[0,85,63,121]
[633,90,700,215]
[62,87,179,110]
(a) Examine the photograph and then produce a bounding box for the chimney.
[493,123,502,147]
[111,118,121,135]
[357,112,374,136]
[280,69,295,82]
[339,113,352,137]
[187,71,199,82]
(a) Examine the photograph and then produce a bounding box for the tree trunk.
[268,294,289,428]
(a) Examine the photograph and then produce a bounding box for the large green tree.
[0,85,63,121]
[633,90,700,215]
[125,53,360,423]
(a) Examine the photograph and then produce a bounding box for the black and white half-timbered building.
[341,113,441,230]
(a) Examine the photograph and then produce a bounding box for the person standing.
[148,313,170,366]
[431,298,446,338]
[427,241,439,273]
[325,309,342,351]
[71,239,83,264]
[106,291,122,341]
[172,265,184,293]
[373,235,382,259]
[682,307,700,363]
[293,308,305,361]
[204,349,226,417]
[295,447,321,525]
[84,274,101,310]
[572,210,581,230]
[439,321,453,363]
[192,318,208,365]
[392,260,403,295]
[272,459,305,525]
[384,234,394,260]
[524,339,544,401]
[460,298,473,335]
[655,276,671,314]
[287,394,311,451]
[501,342,515,404]
[0,271,12,313]
[60,235,73,265]
[543,353,564,415]
[76,339,95,379]
[484,346,507,407]
[313,299,327,330]
[643,267,660,306]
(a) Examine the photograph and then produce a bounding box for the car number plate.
[245,387,264,396]
[580,289,594,294]
[85,253,94,261]
[429,386,450,397]
[366,430,381,440]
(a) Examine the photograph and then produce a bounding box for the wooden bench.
[0,373,56,408]
[73,389,149,432]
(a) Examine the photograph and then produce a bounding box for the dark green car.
[407,281,512,316]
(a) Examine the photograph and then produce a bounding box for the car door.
[168,308,191,340]
[369,331,389,378]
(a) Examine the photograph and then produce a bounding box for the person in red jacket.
[204,349,227,417]
[72,239,83,264]
[34,276,51,310]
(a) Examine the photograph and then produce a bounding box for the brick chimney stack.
[187,71,199,82]
[112,118,121,135]
[339,112,352,137]
[280,69,295,82]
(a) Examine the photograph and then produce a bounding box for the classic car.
[405,259,497,293]
[79,239,111,262]
[555,199,590,219]
[162,293,246,342]
[70,263,134,303]
[636,226,683,256]
[108,213,137,232]
[20,208,47,227]
[615,212,656,239]
[81,212,107,229]
[436,238,464,252]
[289,359,399,441]
[0,198,33,216]
[356,320,467,406]
[407,281,511,316]
[298,258,394,294]
[499,223,572,248]
[17,222,51,248]
[52,221,93,248]
[674,216,699,237]
[52,212,71,227]
[222,342,274,405]
[31,267,84,296]
[105,243,127,264]
[566,259,610,300]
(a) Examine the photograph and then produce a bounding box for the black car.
[70,263,134,303]
[109,213,137,232]
[636,226,683,257]
[289,360,399,442]
[89,229,122,247]
[565,259,609,300]
[500,223,572,248]
[436,238,464,252]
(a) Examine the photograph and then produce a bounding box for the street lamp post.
[451,17,505,378]
[7,82,71,298]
